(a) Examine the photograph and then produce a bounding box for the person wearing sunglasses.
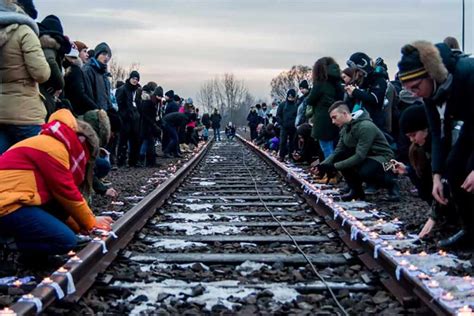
[398,40,474,249]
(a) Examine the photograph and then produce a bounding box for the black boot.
[437,229,473,249]
[387,181,400,202]
[341,189,365,201]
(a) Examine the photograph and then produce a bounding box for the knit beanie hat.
[129,70,140,81]
[399,104,428,134]
[287,88,297,98]
[80,109,111,147]
[299,79,309,90]
[165,90,174,99]
[173,94,181,102]
[397,41,449,84]
[347,52,373,76]
[38,15,63,36]
[154,86,164,97]
[74,40,87,52]
[94,42,112,58]
[397,46,428,83]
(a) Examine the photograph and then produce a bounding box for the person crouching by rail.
[0,109,113,261]
[314,101,399,201]
[389,105,456,240]
[225,122,236,140]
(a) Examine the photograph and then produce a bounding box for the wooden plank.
[156,221,317,227]
[132,253,349,265]
[142,235,331,243]
[176,195,294,200]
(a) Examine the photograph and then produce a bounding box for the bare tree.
[108,58,140,86]
[270,65,312,100]
[196,80,215,114]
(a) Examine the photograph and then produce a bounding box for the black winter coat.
[164,101,179,115]
[83,58,112,111]
[425,56,474,174]
[201,114,211,129]
[276,100,298,130]
[210,113,222,129]
[139,93,161,139]
[116,81,140,120]
[163,112,191,128]
[351,71,387,130]
[64,63,98,115]
[247,111,259,128]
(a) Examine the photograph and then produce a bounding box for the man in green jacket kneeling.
[316,101,400,201]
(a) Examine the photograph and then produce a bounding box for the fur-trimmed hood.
[77,119,99,159]
[40,34,60,50]
[411,40,448,84]
[0,0,38,35]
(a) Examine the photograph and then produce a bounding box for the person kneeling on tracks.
[315,101,399,201]
[0,109,113,259]
[390,105,456,239]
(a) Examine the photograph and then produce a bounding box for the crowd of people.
[248,37,473,249]
[0,0,472,265]
[0,0,220,263]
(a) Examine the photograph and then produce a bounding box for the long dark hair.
[312,57,337,83]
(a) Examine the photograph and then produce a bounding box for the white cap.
[65,41,79,58]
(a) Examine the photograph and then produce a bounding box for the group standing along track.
[11,139,469,315]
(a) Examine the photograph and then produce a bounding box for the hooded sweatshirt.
[323,110,393,170]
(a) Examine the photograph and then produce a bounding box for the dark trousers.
[162,123,179,155]
[118,114,140,166]
[339,158,395,194]
[279,126,296,159]
[250,127,258,140]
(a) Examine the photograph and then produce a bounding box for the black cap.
[299,79,309,90]
[94,42,112,58]
[129,70,140,81]
[287,88,297,98]
[347,52,373,76]
[165,90,174,99]
[399,104,428,134]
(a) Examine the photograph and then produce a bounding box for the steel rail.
[237,135,453,316]
[10,141,213,316]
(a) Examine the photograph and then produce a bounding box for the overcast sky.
[36,0,472,101]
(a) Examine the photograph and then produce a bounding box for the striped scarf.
[41,120,90,186]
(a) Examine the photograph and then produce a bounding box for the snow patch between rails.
[167,213,216,222]
[181,203,214,211]
[115,279,299,314]
[236,260,271,276]
[155,222,245,235]
[152,239,207,250]
[138,262,210,272]
[199,181,216,186]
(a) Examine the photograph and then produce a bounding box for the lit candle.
[370,232,379,239]
[427,280,439,288]
[419,251,428,257]
[457,306,473,316]
[386,245,394,250]
[13,280,22,287]
[438,250,447,257]
[70,256,81,262]
[394,251,402,257]
[0,308,16,315]
[42,277,53,284]
[408,265,418,271]
[403,251,411,256]
[67,251,76,257]
[57,267,68,273]
[396,232,405,239]
[463,276,471,281]
[399,259,409,266]
[93,237,101,241]
[417,273,430,280]
[441,292,454,301]
[23,294,34,299]
[430,268,440,274]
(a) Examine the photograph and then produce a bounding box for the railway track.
[5,138,472,315]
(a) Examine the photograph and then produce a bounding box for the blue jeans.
[319,140,334,159]
[163,123,179,155]
[0,206,77,255]
[0,124,41,154]
[213,128,221,141]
